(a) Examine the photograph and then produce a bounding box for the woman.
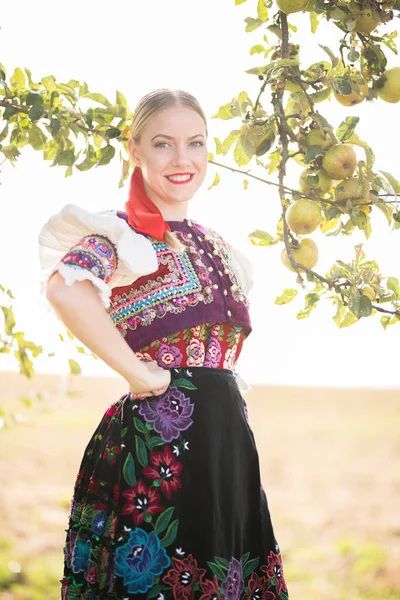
[39,89,288,600]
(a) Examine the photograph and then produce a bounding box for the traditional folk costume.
[38,168,288,600]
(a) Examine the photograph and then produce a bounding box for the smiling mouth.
[166,174,195,184]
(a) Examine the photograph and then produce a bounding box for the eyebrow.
[151,134,205,141]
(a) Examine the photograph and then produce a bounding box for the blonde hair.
[130,89,208,253]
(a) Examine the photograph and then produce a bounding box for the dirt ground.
[0,373,399,600]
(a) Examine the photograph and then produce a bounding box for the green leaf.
[318,44,339,67]
[28,125,47,150]
[123,452,137,486]
[208,172,220,190]
[135,435,148,467]
[116,90,127,106]
[234,138,252,166]
[214,556,230,570]
[1,144,21,162]
[387,277,400,300]
[297,293,320,319]
[243,557,260,579]
[212,98,241,120]
[379,171,400,194]
[173,378,197,390]
[106,127,121,139]
[0,62,6,80]
[54,149,75,167]
[76,144,96,171]
[348,292,372,318]
[81,92,111,107]
[244,17,263,32]
[68,359,81,375]
[304,145,324,164]
[375,200,393,224]
[10,67,26,89]
[310,11,319,33]
[134,417,148,435]
[96,144,115,166]
[121,427,128,438]
[275,289,298,305]
[267,147,281,174]
[336,117,360,142]
[147,437,166,450]
[3,106,18,120]
[28,104,45,122]
[221,130,242,154]
[207,561,226,581]
[147,585,163,598]
[248,230,274,246]
[235,0,247,4]
[154,507,175,535]
[250,44,265,55]
[257,0,268,20]
[160,519,179,547]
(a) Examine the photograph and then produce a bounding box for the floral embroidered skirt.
[61,366,289,600]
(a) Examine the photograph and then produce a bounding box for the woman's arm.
[46,273,171,397]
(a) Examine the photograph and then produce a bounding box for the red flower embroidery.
[163,555,207,600]
[243,572,276,600]
[121,480,163,525]
[200,575,222,600]
[261,551,287,596]
[143,446,183,499]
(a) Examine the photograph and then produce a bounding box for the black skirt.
[61,366,288,600]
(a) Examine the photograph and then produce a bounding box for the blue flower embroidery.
[91,510,106,535]
[71,535,91,575]
[114,528,170,594]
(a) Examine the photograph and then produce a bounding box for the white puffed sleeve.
[38,203,159,308]
[227,243,255,296]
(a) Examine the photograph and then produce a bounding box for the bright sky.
[0,0,399,388]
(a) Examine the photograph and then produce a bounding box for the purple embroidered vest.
[106,213,253,352]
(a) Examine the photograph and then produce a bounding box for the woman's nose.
[171,145,191,166]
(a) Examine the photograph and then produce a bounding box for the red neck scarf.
[125,167,171,241]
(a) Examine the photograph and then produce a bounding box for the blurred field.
[0,372,399,600]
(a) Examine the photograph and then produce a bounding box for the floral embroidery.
[200,575,222,600]
[114,528,170,594]
[207,229,249,306]
[71,535,92,575]
[221,557,244,600]
[109,232,214,336]
[137,323,245,371]
[243,572,276,600]
[138,386,194,443]
[143,446,183,499]
[155,343,183,367]
[61,234,118,284]
[121,480,163,525]
[162,554,207,600]
[204,337,222,368]
[261,551,287,596]
[186,336,205,366]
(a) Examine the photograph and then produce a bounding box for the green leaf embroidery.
[154,507,175,535]
[135,435,148,467]
[242,556,260,579]
[134,417,148,436]
[173,378,197,390]
[160,519,179,547]
[123,452,137,486]
[207,560,226,581]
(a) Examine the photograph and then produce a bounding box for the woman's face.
[128,106,208,210]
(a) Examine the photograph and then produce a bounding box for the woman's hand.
[128,359,171,401]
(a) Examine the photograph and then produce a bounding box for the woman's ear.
[128,138,141,167]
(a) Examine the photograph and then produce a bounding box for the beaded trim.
[207,230,249,306]
[108,232,214,336]
[60,234,118,284]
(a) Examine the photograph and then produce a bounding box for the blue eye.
[191,141,204,147]
[155,142,169,148]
